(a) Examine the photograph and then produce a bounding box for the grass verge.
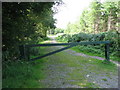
[71,45,120,62]
[2,45,47,88]
[56,38,120,62]
[2,58,46,88]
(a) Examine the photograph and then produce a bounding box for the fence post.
[26,46,30,61]
[105,44,110,61]
[19,45,25,59]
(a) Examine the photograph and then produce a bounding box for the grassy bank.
[2,58,47,88]
[2,37,53,88]
[2,45,47,88]
[56,37,119,62]
[71,45,120,62]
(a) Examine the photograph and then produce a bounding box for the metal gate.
[19,41,110,61]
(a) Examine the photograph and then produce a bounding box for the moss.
[102,78,108,81]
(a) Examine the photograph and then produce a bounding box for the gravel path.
[39,35,118,88]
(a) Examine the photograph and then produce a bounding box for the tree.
[90,0,102,33]
[2,2,60,61]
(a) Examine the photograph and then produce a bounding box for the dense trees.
[65,1,119,34]
[2,2,64,88]
[2,2,60,61]
[56,0,120,59]
[2,1,119,61]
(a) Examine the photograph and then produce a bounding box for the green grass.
[78,82,98,88]
[49,49,117,88]
[71,45,120,62]
[56,37,120,62]
[2,43,48,88]
[102,78,108,81]
[2,58,46,88]
[2,38,52,88]
[3,38,118,88]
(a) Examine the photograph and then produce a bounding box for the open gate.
[19,41,110,61]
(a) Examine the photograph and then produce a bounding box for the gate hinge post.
[105,43,110,62]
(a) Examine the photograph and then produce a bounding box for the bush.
[2,59,45,88]
[56,31,119,58]
[54,28,64,34]
[56,34,71,42]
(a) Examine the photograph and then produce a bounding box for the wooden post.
[105,44,110,61]
[19,45,25,59]
[26,46,30,61]
[19,45,30,60]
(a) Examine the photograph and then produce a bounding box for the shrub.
[56,31,119,58]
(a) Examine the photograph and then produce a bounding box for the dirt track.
[39,35,118,88]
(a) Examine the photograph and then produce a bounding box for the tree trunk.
[103,21,108,32]
[107,16,112,31]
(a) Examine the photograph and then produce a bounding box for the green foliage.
[57,0,119,60]
[2,59,45,88]
[48,28,64,35]
[54,28,64,34]
[56,34,71,42]
[64,1,119,34]
[102,78,107,81]
[2,2,59,61]
[56,31,120,61]
[2,43,48,88]
[2,2,63,87]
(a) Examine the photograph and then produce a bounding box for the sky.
[53,0,94,29]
